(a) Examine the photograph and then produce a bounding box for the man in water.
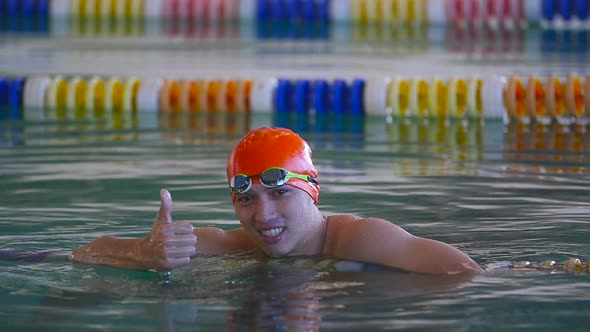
[70,127,482,275]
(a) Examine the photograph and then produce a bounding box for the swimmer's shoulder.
[324,214,359,245]
[325,214,400,237]
[323,214,377,256]
[327,214,398,225]
[325,214,369,229]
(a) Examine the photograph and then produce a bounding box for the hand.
[140,189,197,271]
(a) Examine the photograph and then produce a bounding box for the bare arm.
[193,227,255,255]
[71,189,255,271]
[327,217,482,275]
[70,189,197,271]
[71,236,148,270]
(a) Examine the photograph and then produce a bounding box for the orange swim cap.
[227,127,320,204]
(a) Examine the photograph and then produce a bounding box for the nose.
[253,195,279,224]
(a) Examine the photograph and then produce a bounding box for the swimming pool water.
[1,113,589,331]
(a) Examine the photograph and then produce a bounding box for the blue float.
[0,77,9,105]
[560,0,573,20]
[318,0,330,23]
[302,0,315,22]
[275,79,293,113]
[293,80,310,114]
[9,77,25,119]
[271,0,288,22]
[313,80,330,114]
[350,79,365,115]
[37,0,50,16]
[331,79,349,115]
[576,0,589,20]
[6,0,20,16]
[542,0,556,20]
[287,0,302,22]
[257,0,271,21]
[0,77,10,120]
[22,0,36,16]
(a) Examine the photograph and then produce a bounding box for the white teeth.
[260,227,285,237]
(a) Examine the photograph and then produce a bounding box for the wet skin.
[71,187,482,275]
[232,183,327,258]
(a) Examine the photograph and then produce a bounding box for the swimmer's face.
[233,183,317,257]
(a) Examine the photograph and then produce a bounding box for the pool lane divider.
[2,74,589,124]
[272,78,367,115]
[386,76,486,119]
[3,0,590,35]
[485,258,590,274]
[13,76,372,117]
[503,74,590,124]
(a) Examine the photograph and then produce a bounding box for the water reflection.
[159,111,251,140]
[437,26,588,64]
[4,107,588,179]
[0,122,24,147]
[0,16,48,35]
[20,107,144,145]
[3,12,590,59]
[14,257,473,332]
[274,113,365,152]
[443,23,526,58]
[503,122,590,175]
[274,112,364,134]
[2,108,254,146]
[540,29,590,56]
[385,118,485,176]
[225,264,472,331]
[226,261,325,332]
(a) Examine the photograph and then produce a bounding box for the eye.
[236,194,255,205]
[272,188,289,197]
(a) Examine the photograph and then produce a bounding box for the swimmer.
[69,127,483,275]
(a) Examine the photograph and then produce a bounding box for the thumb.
[155,189,173,225]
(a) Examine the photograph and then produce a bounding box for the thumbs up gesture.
[140,189,197,271]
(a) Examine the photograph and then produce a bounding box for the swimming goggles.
[229,167,318,194]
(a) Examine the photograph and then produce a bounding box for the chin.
[263,247,290,258]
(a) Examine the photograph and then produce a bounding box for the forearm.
[70,236,148,270]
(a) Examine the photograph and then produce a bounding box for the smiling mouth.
[259,227,285,238]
